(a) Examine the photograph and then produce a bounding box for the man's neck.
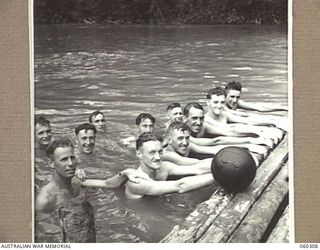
[138,165,158,180]
[35,143,48,151]
[167,144,189,157]
[207,110,222,120]
[52,172,73,190]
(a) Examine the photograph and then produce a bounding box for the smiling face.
[77,129,96,154]
[207,94,226,117]
[167,107,184,123]
[168,129,190,156]
[35,124,52,147]
[91,113,106,133]
[137,118,154,135]
[52,146,77,178]
[185,107,205,135]
[137,140,162,171]
[225,89,241,110]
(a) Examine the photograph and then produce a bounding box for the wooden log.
[267,206,290,243]
[227,164,288,242]
[161,135,288,243]
[160,188,234,243]
[198,162,288,243]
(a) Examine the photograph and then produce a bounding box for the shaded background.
[0,0,319,242]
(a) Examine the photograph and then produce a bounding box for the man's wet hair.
[166,122,190,136]
[166,103,182,112]
[136,133,163,150]
[206,86,226,99]
[226,81,242,92]
[75,123,97,136]
[35,115,50,127]
[183,102,204,117]
[136,113,156,126]
[89,111,104,123]
[46,138,74,158]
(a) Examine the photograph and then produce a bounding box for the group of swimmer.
[34,81,288,213]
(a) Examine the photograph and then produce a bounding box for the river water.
[34,24,288,242]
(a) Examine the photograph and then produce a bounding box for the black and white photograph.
[33,0,291,243]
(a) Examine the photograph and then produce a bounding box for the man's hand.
[121,169,152,184]
[250,137,273,148]
[75,169,86,181]
[245,144,268,157]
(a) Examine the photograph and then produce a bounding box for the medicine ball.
[211,147,256,192]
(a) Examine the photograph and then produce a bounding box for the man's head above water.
[46,138,77,179]
[136,133,163,171]
[206,86,226,118]
[89,110,106,133]
[166,103,184,123]
[75,123,97,154]
[225,81,242,110]
[136,113,156,135]
[35,115,52,148]
[166,122,190,156]
[183,102,205,136]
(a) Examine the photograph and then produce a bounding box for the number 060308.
[300,244,318,248]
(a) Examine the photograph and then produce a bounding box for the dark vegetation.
[34,0,287,25]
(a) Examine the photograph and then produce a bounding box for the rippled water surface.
[34,24,287,242]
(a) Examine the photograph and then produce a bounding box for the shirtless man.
[125,133,214,199]
[224,81,288,131]
[75,123,96,155]
[163,122,228,165]
[165,103,184,128]
[36,138,151,212]
[225,81,288,112]
[204,87,283,144]
[35,116,52,151]
[183,102,269,156]
[163,121,264,166]
[89,111,106,133]
[121,113,156,147]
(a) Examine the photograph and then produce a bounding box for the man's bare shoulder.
[36,182,57,211]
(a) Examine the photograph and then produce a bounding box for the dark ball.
[211,147,256,192]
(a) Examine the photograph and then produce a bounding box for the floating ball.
[211,147,256,192]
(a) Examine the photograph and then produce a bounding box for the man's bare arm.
[178,173,215,193]
[203,121,258,138]
[81,168,151,188]
[163,159,212,176]
[125,179,180,199]
[162,150,200,165]
[125,174,214,199]
[238,100,288,112]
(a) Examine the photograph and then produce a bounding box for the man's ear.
[206,99,210,107]
[136,149,142,159]
[48,157,55,169]
[166,112,170,120]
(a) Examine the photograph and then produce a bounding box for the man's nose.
[154,152,161,160]
[182,138,188,145]
[67,158,74,166]
[99,121,103,125]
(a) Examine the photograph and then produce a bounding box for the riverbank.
[34,0,287,25]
